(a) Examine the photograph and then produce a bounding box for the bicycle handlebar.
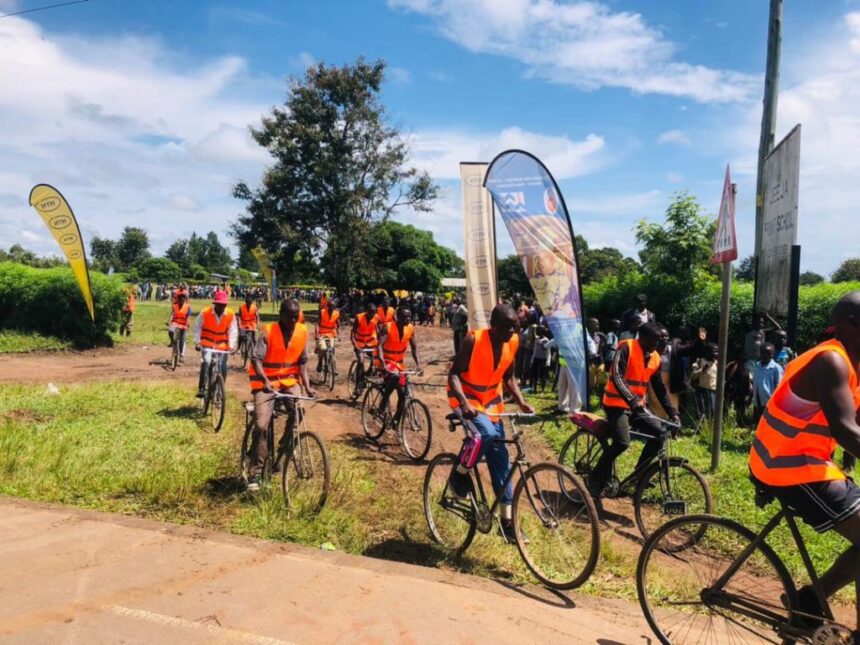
[199,348,231,354]
[272,392,317,402]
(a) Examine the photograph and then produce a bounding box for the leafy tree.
[115,227,150,272]
[165,239,189,271]
[353,221,461,291]
[233,58,438,291]
[636,192,716,286]
[137,257,181,282]
[0,245,65,269]
[397,259,441,293]
[832,259,860,283]
[574,235,638,283]
[799,271,825,286]
[166,232,232,276]
[236,244,258,272]
[735,255,755,282]
[497,254,531,298]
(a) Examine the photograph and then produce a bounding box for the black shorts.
[753,475,860,533]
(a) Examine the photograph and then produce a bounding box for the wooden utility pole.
[753,0,783,310]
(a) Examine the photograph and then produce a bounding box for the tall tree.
[115,227,150,272]
[165,239,190,272]
[497,254,531,298]
[233,58,438,291]
[832,258,860,283]
[799,271,824,286]
[90,237,118,272]
[735,255,756,281]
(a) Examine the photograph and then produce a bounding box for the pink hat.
[212,290,228,305]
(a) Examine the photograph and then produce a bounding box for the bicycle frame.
[708,506,836,636]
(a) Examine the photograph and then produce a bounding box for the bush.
[583,273,860,354]
[0,262,126,347]
[137,257,181,282]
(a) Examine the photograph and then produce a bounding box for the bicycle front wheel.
[399,398,432,462]
[637,514,795,645]
[360,386,388,440]
[171,341,179,371]
[422,452,476,554]
[513,463,600,590]
[634,458,712,543]
[282,430,330,512]
[327,354,336,391]
[347,360,360,400]
[210,374,226,432]
[241,337,249,369]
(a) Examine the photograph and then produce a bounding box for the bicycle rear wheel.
[422,452,476,554]
[513,463,600,590]
[239,412,254,482]
[210,374,226,432]
[171,341,179,371]
[558,430,604,498]
[281,430,330,512]
[637,514,795,645]
[360,385,389,440]
[634,458,712,544]
[399,398,432,462]
[347,360,360,400]
[241,336,250,369]
[327,353,336,391]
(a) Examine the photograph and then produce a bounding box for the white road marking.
[102,605,297,645]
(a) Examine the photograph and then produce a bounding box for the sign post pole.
[787,245,801,347]
[710,171,738,472]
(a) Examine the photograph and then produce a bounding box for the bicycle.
[559,411,712,541]
[360,369,432,461]
[315,337,337,391]
[239,391,330,512]
[169,329,183,371]
[347,348,376,400]
[237,330,255,369]
[199,348,229,432]
[423,411,600,590]
[636,486,858,644]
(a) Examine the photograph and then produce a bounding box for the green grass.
[0,330,72,353]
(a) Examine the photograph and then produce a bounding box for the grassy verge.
[0,380,544,587]
[0,330,72,353]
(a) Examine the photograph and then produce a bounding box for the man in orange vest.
[375,305,423,419]
[592,322,679,497]
[193,290,237,398]
[351,301,380,392]
[120,285,137,337]
[166,291,192,361]
[447,303,534,541]
[238,293,260,353]
[749,293,860,629]
[246,299,316,491]
[315,299,341,373]
[377,297,395,325]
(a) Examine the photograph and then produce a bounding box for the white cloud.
[657,129,691,145]
[20,230,42,243]
[666,172,683,183]
[389,67,412,84]
[410,126,607,180]
[428,70,450,82]
[388,0,758,103]
[570,190,662,216]
[209,7,286,27]
[0,16,272,256]
[291,51,316,70]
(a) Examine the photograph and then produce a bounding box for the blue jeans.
[469,413,513,505]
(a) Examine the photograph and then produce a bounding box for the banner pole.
[787,245,801,348]
[711,258,733,472]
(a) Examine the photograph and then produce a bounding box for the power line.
[0,0,89,19]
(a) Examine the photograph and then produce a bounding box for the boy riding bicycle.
[375,304,423,418]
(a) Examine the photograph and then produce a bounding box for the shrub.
[0,262,126,347]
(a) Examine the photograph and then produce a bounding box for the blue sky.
[1,0,859,276]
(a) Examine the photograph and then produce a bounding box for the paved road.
[0,498,653,644]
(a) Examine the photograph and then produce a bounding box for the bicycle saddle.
[753,485,776,509]
[570,411,609,438]
[243,401,255,413]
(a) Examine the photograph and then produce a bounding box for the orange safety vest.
[377,306,395,324]
[381,322,414,370]
[602,339,661,409]
[239,303,258,331]
[199,307,235,351]
[749,339,858,486]
[248,322,307,391]
[354,312,379,348]
[447,329,518,422]
[171,303,190,329]
[318,308,340,338]
[123,290,136,313]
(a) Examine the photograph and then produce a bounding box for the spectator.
[772,329,796,368]
[649,326,679,419]
[586,318,606,395]
[725,353,753,428]
[451,299,469,355]
[753,343,783,425]
[620,317,641,341]
[690,343,719,419]
[530,326,550,392]
[603,319,621,370]
[744,313,780,373]
[620,293,655,334]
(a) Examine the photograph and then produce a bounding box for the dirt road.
[0,498,651,644]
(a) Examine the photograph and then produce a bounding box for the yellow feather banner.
[29,184,95,321]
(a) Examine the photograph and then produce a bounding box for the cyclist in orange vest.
[167,291,192,361]
[377,297,395,324]
[315,299,341,373]
[447,303,534,541]
[592,322,679,498]
[193,290,237,398]
[246,299,316,491]
[749,293,860,629]
[238,293,260,352]
[375,304,423,418]
[351,301,380,389]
